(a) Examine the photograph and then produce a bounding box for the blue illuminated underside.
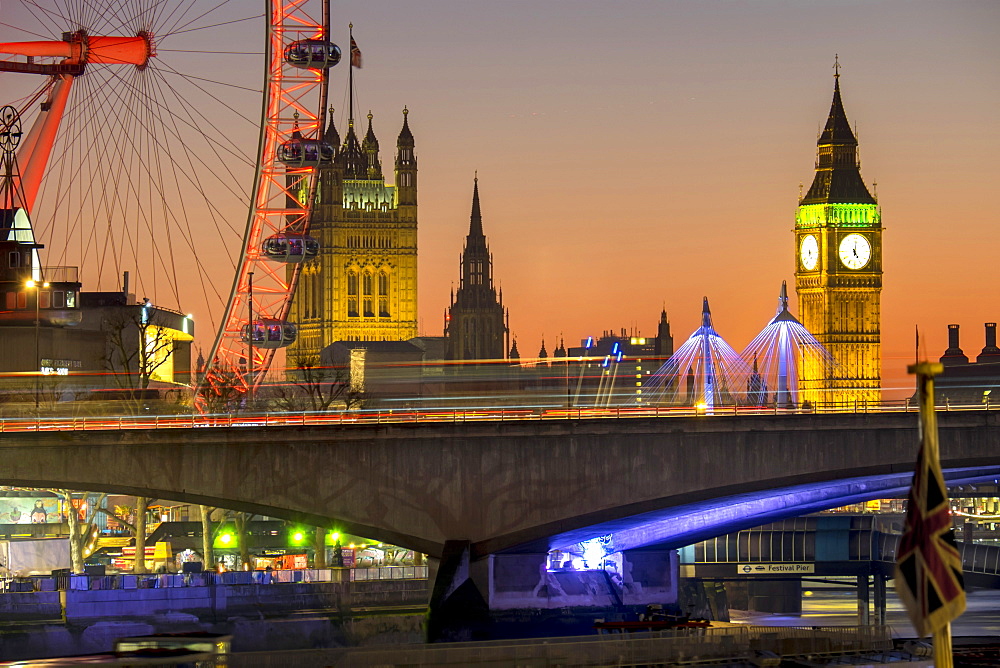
[536,466,1000,554]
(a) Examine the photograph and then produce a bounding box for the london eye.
[0,0,339,399]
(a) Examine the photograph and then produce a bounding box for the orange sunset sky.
[3,1,998,399]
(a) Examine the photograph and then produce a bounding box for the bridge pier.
[427,540,490,642]
[856,575,870,625]
[428,545,680,641]
[873,574,887,625]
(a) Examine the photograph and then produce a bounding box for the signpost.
[736,563,815,575]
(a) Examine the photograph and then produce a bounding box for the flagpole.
[935,622,953,668]
[348,23,354,124]
[919,363,954,668]
[901,360,962,668]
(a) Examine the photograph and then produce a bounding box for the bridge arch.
[1,412,997,558]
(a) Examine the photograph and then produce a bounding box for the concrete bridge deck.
[1,411,997,558]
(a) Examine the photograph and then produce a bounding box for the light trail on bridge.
[0,402,997,433]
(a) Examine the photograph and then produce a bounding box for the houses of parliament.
[285,105,510,367]
[287,108,419,358]
[286,67,887,409]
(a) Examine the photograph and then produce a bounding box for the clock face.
[838,233,871,270]
[799,235,819,271]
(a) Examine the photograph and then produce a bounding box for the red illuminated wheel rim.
[0,1,336,405]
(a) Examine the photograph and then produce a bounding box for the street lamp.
[247,271,254,407]
[25,279,49,412]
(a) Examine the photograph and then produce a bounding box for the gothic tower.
[654,308,673,359]
[445,178,508,360]
[289,108,418,360]
[795,66,882,409]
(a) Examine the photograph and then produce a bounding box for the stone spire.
[337,118,365,178]
[397,105,413,145]
[323,106,340,147]
[361,111,383,180]
[800,64,876,205]
[444,177,507,361]
[466,175,486,251]
[655,306,673,357]
[394,106,417,207]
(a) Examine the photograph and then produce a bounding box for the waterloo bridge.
[1,410,998,560]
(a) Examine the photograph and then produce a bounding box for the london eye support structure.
[203,0,338,398]
[0,1,339,401]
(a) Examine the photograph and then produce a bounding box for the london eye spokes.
[0,0,338,399]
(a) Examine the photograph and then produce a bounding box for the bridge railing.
[0,566,429,593]
[225,625,894,667]
[687,525,1000,579]
[1,400,996,433]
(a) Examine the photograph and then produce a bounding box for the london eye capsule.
[284,39,341,69]
[241,319,297,349]
[261,233,320,263]
[277,137,334,167]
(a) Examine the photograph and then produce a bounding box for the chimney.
[978,322,1000,363]
[940,324,969,366]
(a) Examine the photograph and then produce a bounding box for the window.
[53,291,65,308]
[5,292,14,309]
[39,291,51,309]
[378,272,389,317]
[311,272,321,320]
[8,252,19,268]
[301,271,311,318]
[17,291,27,309]
[347,270,359,317]
[66,291,76,308]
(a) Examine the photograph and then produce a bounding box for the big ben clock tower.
[795,64,882,410]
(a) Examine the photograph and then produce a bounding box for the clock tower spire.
[794,62,882,410]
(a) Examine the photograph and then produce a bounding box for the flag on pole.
[350,37,362,68]
[896,361,965,639]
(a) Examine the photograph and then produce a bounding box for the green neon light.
[796,203,879,229]
[214,531,235,548]
[343,180,397,211]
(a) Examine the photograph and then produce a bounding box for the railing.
[0,566,428,593]
[688,526,1000,578]
[40,265,79,283]
[349,565,428,581]
[1,400,996,433]
[224,625,895,667]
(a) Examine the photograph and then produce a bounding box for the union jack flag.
[350,37,362,68]
[895,362,966,638]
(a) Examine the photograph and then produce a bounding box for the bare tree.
[197,360,247,414]
[131,497,151,573]
[274,355,364,412]
[95,496,152,573]
[314,527,327,569]
[232,511,254,568]
[102,306,176,414]
[199,505,214,570]
[49,490,107,573]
